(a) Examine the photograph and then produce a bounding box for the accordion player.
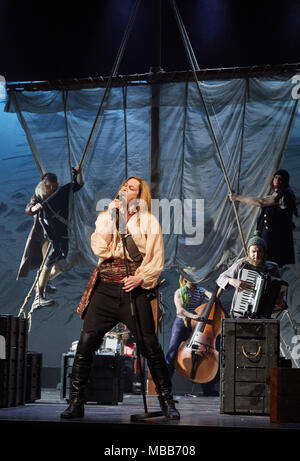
[216,231,289,318]
[231,265,288,318]
[216,257,288,319]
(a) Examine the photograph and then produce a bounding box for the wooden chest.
[220,318,280,415]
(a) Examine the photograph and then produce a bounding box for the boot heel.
[60,399,85,419]
[159,397,180,420]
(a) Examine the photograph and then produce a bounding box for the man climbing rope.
[17,165,84,309]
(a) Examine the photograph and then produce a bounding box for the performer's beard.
[248,256,265,267]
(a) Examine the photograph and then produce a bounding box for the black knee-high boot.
[147,346,180,420]
[61,332,99,419]
[60,353,93,419]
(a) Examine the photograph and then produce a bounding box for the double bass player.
[165,275,212,378]
[165,276,223,395]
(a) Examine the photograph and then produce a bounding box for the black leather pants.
[70,280,172,402]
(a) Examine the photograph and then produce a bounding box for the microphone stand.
[118,211,163,421]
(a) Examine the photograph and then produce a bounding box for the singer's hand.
[122,275,144,292]
[108,199,120,216]
[108,196,127,214]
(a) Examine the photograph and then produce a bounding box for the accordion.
[232,267,288,318]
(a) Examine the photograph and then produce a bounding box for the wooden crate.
[220,318,280,415]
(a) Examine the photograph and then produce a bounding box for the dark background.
[1,0,300,83]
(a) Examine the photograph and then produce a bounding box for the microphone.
[117,191,127,233]
[110,192,127,231]
[109,194,119,222]
[118,191,126,202]
[115,194,120,217]
[111,193,123,213]
[117,191,127,211]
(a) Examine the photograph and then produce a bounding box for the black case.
[270,367,300,422]
[26,352,42,403]
[220,318,280,415]
[61,353,124,405]
[0,315,28,408]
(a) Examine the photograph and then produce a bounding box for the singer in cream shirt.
[91,205,164,290]
[61,176,180,421]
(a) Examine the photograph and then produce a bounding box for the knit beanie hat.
[247,230,266,249]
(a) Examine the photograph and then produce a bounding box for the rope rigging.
[170,0,300,368]
[17,0,142,320]
[78,0,141,171]
[170,0,247,255]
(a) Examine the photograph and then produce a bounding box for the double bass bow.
[175,285,225,383]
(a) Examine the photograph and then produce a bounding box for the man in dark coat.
[17,166,84,309]
[229,169,298,268]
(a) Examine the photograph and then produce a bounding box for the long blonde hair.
[97,177,152,221]
[35,181,49,201]
[118,176,152,213]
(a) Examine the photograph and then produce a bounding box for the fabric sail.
[5,76,298,282]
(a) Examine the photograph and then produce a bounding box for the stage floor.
[0,389,299,443]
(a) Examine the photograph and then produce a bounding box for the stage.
[0,390,299,443]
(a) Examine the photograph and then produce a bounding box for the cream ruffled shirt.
[90,210,164,289]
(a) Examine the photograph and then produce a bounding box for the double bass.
[175,286,225,383]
